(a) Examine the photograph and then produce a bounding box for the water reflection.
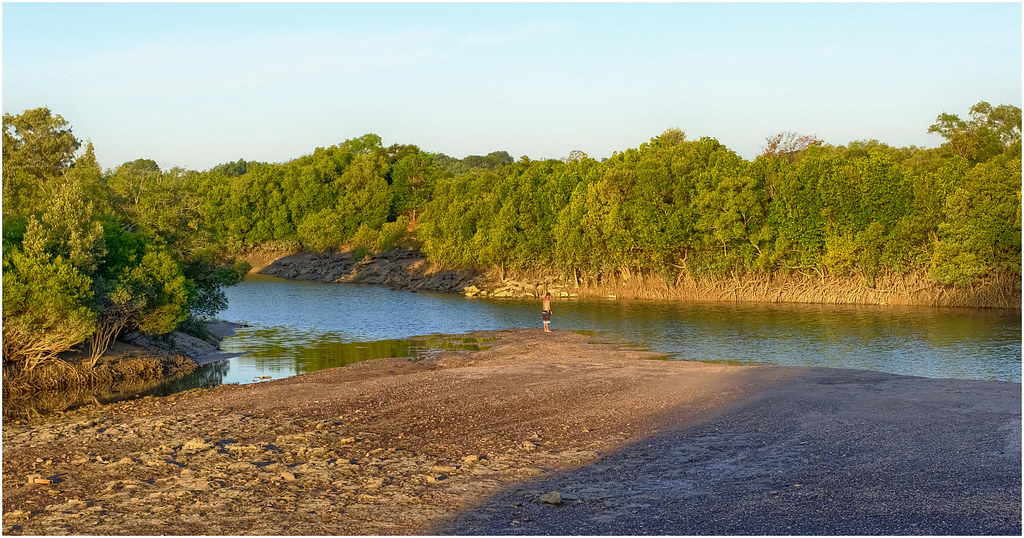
[558,300,1021,381]
[213,276,1020,384]
[3,334,495,421]
[2,361,233,423]
[94,360,232,406]
[147,360,232,395]
[220,329,491,384]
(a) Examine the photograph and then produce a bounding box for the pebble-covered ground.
[3,398,620,535]
[3,329,1020,535]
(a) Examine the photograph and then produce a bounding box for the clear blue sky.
[3,2,1021,171]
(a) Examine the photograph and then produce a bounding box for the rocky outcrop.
[257,249,577,300]
[462,281,580,300]
[260,250,482,294]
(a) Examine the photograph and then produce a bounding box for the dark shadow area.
[433,369,1022,535]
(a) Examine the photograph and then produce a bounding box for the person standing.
[542,292,552,332]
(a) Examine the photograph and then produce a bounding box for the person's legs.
[544,320,551,332]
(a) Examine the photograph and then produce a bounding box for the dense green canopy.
[2,108,248,369]
[186,102,1019,290]
[2,101,1020,369]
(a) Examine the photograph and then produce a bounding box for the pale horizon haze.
[3,1,1021,171]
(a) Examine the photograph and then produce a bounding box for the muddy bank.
[252,249,1021,308]
[3,330,1019,535]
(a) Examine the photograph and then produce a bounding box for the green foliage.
[388,150,438,223]
[377,216,411,251]
[2,107,81,219]
[409,111,1019,289]
[207,158,252,177]
[694,174,768,273]
[432,153,471,176]
[335,152,393,235]
[181,250,248,321]
[463,151,514,170]
[92,224,192,336]
[2,247,97,367]
[929,101,1023,162]
[350,224,380,253]
[121,250,192,334]
[296,209,347,252]
[2,218,28,251]
[68,141,109,214]
[930,155,1022,286]
[1,108,251,371]
[351,245,372,262]
[21,177,106,274]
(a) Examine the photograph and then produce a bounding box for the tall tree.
[3,107,82,219]
[928,101,1022,162]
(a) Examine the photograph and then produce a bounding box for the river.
[186,274,1021,388]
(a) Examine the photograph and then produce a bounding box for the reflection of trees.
[226,328,497,376]
[565,300,1020,380]
[3,389,98,423]
[242,337,420,374]
[149,360,230,394]
[2,361,232,423]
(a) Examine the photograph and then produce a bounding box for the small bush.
[377,216,410,251]
[351,245,372,262]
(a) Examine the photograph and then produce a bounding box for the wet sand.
[2,329,1020,535]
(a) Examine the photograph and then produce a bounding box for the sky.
[3,2,1021,172]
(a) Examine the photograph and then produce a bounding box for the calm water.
[193,274,1021,388]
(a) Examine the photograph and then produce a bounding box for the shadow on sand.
[432,368,1022,535]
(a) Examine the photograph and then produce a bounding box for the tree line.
[2,101,1020,370]
[190,101,1019,290]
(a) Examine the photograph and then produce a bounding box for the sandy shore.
[2,329,1020,535]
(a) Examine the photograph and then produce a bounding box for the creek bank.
[3,329,1020,535]
[258,249,479,294]
[121,320,244,366]
[250,249,1021,308]
[2,321,244,422]
[256,249,580,299]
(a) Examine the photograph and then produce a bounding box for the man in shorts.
[542,292,552,332]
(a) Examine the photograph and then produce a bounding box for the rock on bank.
[253,249,578,299]
[258,250,480,294]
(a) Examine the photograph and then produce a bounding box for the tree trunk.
[89,309,128,367]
